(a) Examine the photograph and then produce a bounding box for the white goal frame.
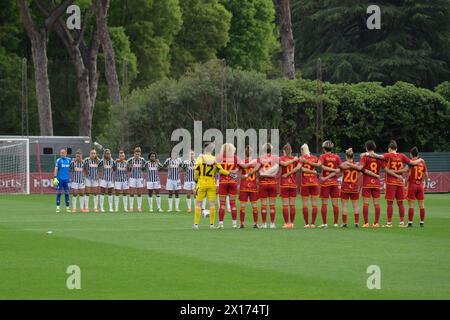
[0,138,30,195]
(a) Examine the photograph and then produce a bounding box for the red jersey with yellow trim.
[279,156,298,188]
[383,152,411,186]
[300,154,319,186]
[239,159,258,192]
[360,155,384,188]
[217,155,239,184]
[341,161,360,193]
[407,158,427,185]
[257,154,279,185]
[319,153,342,186]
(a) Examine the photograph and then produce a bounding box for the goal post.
[0,138,30,194]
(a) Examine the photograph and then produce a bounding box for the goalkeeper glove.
[53,177,59,187]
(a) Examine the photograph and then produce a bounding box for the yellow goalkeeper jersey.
[195,154,229,187]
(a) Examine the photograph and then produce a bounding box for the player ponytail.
[345,148,354,160]
[388,140,398,151]
[220,143,236,158]
[322,140,334,152]
[410,146,419,157]
[283,143,292,156]
[365,140,376,152]
[300,143,310,156]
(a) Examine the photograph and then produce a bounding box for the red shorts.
[280,187,297,198]
[340,191,359,200]
[259,184,277,198]
[218,183,238,196]
[362,187,381,199]
[385,184,405,201]
[239,191,259,202]
[300,185,319,197]
[407,183,425,201]
[320,185,340,199]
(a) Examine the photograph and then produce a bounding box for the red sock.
[363,204,369,224]
[240,208,246,224]
[302,207,309,224]
[354,212,359,225]
[290,205,296,224]
[270,205,276,223]
[261,205,267,223]
[343,214,348,224]
[333,205,339,224]
[321,204,327,224]
[398,201,405,223]
[282,205,289,224]
[252,207,259,224]
[408,207,414,223]
[219,205,225,222]
[374,204,380,224]
[387,201,393,223]
[312,206,318,224]
[230,200,237,221]
[420,208,425,222]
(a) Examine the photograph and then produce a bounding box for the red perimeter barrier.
[1,172,449,194]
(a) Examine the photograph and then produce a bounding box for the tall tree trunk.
[17,0,53,135]
[94,0,121,105]
[276,0,296,79]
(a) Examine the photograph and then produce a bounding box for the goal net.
[0,139,30,194]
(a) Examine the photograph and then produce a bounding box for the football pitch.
[0,194,449,300]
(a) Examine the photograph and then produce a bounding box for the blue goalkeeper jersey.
[55,157,71,181]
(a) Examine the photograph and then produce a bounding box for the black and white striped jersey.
[163,158,183,181]
[114,160,129,183]
[182,159,196,182]
[83,158,100,180]
[127,157,146,179]
[70,160,85,184]
[145,161,162,182]
[99,158,115,182]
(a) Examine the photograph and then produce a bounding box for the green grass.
[0,194,449,299]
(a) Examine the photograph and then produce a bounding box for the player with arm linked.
[145,152,163,213]
[114,150,129,212]
[193,142,236,230]
[238,146,260,228]
[83,149,100,212]
[365,140,422,228]
[285,144,320,228]
[54,148,71,213]
[128,147,146,213]
[217,143,240,229]
[99,149,115,213]
[163,151,183,212]
[305,140,342,228]
[394,147,429,228]
[257,143,280,229]
[182,151,197,213]
[70,150,85,213]
[279,143,299,229]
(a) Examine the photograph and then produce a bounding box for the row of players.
[53,139,428,229]
[190,140,428,229]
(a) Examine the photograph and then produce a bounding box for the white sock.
[100,194,105,210]
[129,195,134,209]
[72,196,77,210]
[123,195,128,210]
[80,195,84,210]
[156,196,161,209]
[186,197,191,210]
[94,195,99,209]
[202,198,207,210]
[137,196,142,209]
[85,195,89,209]
[108,195,113,210]
[148,195,153,210]
[168,197,173,210]
[175,197,180,209]
[115,195,120,210]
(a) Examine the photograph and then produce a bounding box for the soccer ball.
[202,209,210,218]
